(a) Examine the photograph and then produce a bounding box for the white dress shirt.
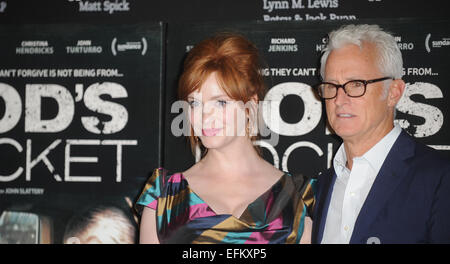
[321,124,402,244]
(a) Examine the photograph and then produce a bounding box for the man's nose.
[334,86,350,106]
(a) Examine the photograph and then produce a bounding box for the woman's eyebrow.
[209,95,230,100]
[187,94,230,101]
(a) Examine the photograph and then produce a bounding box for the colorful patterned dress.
[135,168,315,244]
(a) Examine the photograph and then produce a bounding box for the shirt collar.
[363,124,402,174]
[333,143,349,180]
[333,124,402,177]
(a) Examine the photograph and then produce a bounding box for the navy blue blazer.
[312,130,450,244]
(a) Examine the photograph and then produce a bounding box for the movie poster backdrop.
[164,18,450,180]
[1,18,449,244]
[0,23,164,243]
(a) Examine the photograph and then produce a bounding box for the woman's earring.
[246,116,254,138]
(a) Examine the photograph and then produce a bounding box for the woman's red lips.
[202,128,222,136]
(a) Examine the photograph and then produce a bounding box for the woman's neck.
[200,137,261,175]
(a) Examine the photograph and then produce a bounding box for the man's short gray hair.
[320,24,403,80]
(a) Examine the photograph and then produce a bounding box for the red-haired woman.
[136,33,315,244]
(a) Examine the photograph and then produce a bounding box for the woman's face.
[187,72,249,150]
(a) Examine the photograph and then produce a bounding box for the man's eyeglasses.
[316,77,394,99]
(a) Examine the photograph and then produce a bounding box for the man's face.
[324,43,395,144]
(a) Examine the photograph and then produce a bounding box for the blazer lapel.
[350,131,415,243]
[312,169,337,244]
